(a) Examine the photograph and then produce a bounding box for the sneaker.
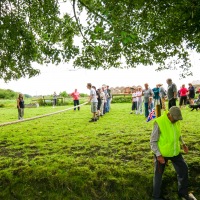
[180,193,197,200]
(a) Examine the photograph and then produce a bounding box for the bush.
[112,96,132,103]
[0,89,18,99]
[0,104,5,108]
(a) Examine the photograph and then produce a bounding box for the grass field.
[0,103,199,200]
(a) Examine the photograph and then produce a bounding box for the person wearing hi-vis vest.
[150,106,196,200]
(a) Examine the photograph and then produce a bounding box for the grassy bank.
[0,103,199,200]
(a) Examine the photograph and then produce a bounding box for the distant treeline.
[0,89,32,99]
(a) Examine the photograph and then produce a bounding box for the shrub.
[112,96,132,103]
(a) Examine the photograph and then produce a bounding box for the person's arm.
[150,123,161,156]
[17,99,20,108]
[173,84,177,98]
[150,123,165,164]
[150,89,153,97]
[179,136,189,153]
[89,90,94,102]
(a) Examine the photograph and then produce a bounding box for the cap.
[169,106,183,121]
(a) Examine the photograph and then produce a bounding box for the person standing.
[71,89,80,111]
[87,83,98,122]
[103,85,108,114]
[166,78,177,110]
[159,84,166,110]
[136,86,143,115]
[17,93,25,120]
[143,83,153,118]
[188,83,195,105]
[100,87,105,116]
[96,88,102,119]
[150,106,196,200]
[53,92,57,107]
[152,84,161,107]
[106,85,112,112]
[130,88,137,114]
[179,84,188,108]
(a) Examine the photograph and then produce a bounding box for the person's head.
[168,106,183,123]
[157,84,162,88]
[75,89,77,92]
[138,86,142,91]
[166,78,172,85]
[92,86,96,90]
[182,84,185,88]
[87,83,92,89]
[144,83,148,89]
[18,93,23,99]
[188,83,192,87]
[107,85,109,89]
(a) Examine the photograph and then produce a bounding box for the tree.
[59,91,68,98]
[1,0,79,81]
[1,0,200,81]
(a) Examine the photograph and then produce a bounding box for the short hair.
[87,83,92,87]
[167,78,172,82]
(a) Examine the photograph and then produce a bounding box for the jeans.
[73,100,80,110]
[144,102,149,117]
[106,98,111,112]
[152,154,188,199]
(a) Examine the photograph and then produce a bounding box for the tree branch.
[78,0,110,23]
[72,0,94,46]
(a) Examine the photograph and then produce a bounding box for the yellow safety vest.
[155,111,181,157]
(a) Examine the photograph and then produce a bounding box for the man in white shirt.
[87,83,98,122]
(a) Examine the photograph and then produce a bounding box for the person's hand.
[182,144,189,154]
[157,155,165,164]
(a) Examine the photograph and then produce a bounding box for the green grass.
[0,103,199,200]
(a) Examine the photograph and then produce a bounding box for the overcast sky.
[0,56,199,96]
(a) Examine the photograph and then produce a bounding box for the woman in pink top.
[179,84,188,108]
[71,89,80,111]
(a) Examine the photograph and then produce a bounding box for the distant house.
[110,86,137,94]
[192,80,200,92]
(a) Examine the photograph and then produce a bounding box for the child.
[130,88,137,114]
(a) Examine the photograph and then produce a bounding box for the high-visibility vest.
[155,111,181,157]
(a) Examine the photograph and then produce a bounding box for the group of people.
[87,83,112,122]
[130,79,197,119]
[178,83,196,108]
[16,79,196,199]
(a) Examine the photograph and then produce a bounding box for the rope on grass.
[0,102,89,127]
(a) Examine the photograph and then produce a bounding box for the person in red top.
[71,89,80,111]
[179,84,188,108]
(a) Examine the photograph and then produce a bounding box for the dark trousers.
[152,154,188,199]
[168,98,176,110]
[132,101,137,111]
[73,100,80,110]
[144,102,149,117]
[179,96,187,106]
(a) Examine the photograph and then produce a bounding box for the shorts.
[91,102,98,113]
